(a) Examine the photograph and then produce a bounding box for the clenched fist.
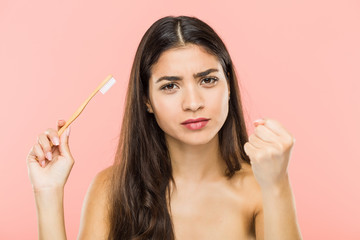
[244,118,296,189]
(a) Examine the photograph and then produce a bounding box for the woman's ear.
[226,72,231,101]
[146,103,153,113]
[144,98,153,113]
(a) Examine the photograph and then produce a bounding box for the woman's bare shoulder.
[77,166,114,240]
[97,165,115,184]
[231,162,263,211]
[87,165,114,194]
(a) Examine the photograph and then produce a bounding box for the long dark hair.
[107,15,251,240]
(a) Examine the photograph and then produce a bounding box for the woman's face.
[147,44,230,146]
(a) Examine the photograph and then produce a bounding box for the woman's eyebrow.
[155,68,219,84]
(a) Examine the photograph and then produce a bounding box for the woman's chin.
[166,132,218,147]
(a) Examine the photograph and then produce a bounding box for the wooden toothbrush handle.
[50,75,113,147]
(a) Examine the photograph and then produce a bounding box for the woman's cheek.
[208,89,226,110]
[153,95,178,127]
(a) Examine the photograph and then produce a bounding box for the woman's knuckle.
[282,138,293,149]
[269,148,279,157]
[45,128,54,137]
[275,142,284,151]
[255,151,264,160]
[249,134,255,142]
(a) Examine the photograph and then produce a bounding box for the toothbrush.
[51,74,116,146]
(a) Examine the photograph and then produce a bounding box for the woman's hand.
[244,118,296,190]
[26,119,74,192]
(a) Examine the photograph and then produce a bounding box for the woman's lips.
[181,118,210,124]
[181,119,209,130]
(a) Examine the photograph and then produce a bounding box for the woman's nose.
[182,86,204,112]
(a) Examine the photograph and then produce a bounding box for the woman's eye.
[160,78,218,92]
[201,77,218,85]
[161,83,178,91]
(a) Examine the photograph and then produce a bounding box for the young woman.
[27,15,302,240]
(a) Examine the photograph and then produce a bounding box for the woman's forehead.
[150,45,222,80]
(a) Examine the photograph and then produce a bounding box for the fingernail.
[41,160,45,167]
[46,152,52,161]
[53,137,59,146]
[66,126,71,136]
[254,118,264,123]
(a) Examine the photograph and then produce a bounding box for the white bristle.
[100,77,116,94]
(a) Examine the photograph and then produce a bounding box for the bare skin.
[27,118,300,240]
[143,43,265,239]
[80,160,262,240]
[27,43,301,239]
[168,162,262,240]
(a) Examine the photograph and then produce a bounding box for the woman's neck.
[165,134,227,183]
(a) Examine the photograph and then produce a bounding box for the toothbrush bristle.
[100,77,116,94]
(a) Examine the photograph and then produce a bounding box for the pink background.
[1,0,359,239]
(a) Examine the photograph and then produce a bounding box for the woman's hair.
[107,15,251,240]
